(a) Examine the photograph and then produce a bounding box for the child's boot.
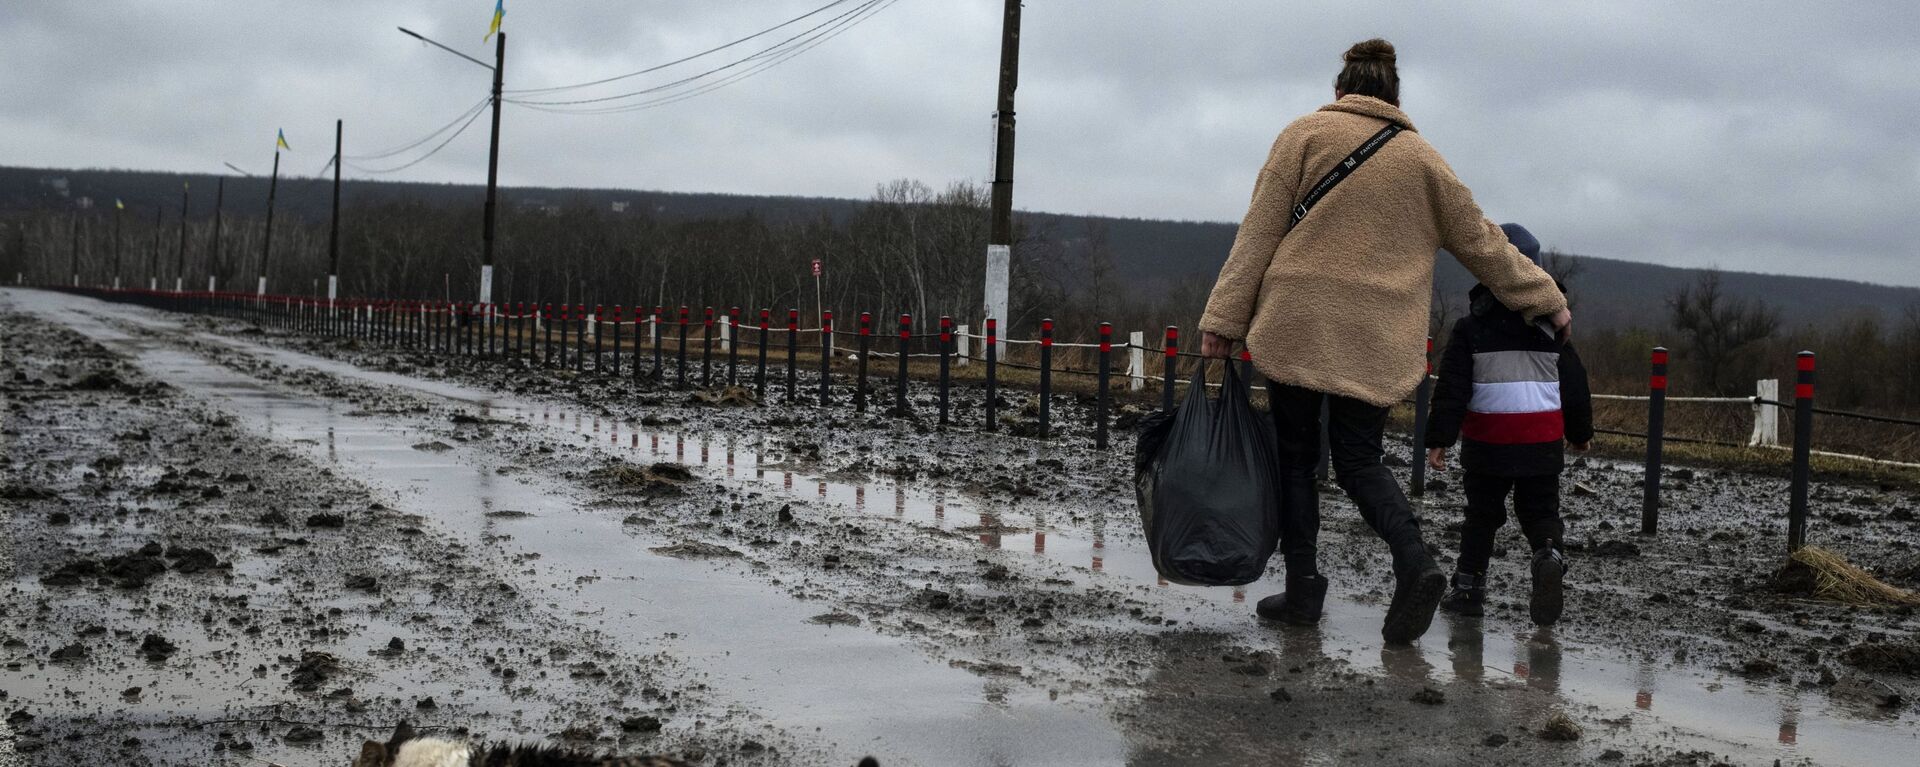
[1256,573,1328,626]
[1529,544,1568,626]
[1440,571,1486,617]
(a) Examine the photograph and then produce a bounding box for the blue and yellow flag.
[115,199,124,210]
[484,0,504,41]
[276,129,291,152]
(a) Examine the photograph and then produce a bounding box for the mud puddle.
[16,288,1920,766]
[22,292,1127,766]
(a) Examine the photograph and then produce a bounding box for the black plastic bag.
[1133,363,1281,586]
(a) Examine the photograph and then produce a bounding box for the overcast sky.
[3,1,1917,286]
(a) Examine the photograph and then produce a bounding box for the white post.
[149,277,157,291]
[956,324,970,366]
[1128,330,1146,391]
[174,277,182,293]
[207,275,216,293]
[721,316,733,352]
[589,311,599,342]
[255,275,267,296]
[112,276,121,290]
[478,264,494,306]
[1750,379,1780,447]
[983,244,1009,356]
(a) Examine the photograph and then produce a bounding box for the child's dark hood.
[1469,282,1567,325]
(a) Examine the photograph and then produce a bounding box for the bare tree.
[1668,269,1781,394]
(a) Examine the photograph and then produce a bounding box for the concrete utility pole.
[328,119,343,306]
[174,182,190,292]
[258,150,281,296]
[982,0,1022,354]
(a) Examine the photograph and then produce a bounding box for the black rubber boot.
[1256,573,1328,626]
[1529,545,1568,626]
[1382,546,1446,644]
[1439,571,1486,617]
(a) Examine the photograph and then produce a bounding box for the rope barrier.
[1592,427,1748,448]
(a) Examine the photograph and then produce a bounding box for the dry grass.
[1777,546,1920,608]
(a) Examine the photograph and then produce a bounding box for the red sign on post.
[811,258,823,277]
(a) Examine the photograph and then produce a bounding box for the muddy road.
[3,288,1918,766]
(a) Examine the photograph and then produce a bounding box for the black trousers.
[1270,384,1426,577]
[1457,472,1564,574]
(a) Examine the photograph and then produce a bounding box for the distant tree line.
[2,185,1915,413]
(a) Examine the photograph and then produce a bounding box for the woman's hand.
[1426,447,1447,472]
[1200,331,1235,359]
[1549,307,1573,341]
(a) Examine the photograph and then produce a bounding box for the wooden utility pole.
[982,0,1022,353]
[208,177,224,292]
[258,150,280,295]
[148,207,162,290]
[480,32,506,306]
[329,119,343,306]
[68,214,79,287]
[112,203,122,289]
[174,182,190,292]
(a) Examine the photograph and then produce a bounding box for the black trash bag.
[1133,363,1281,586]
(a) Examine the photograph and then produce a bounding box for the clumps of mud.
[1840,643,1920,675]
[591,462,696,496]
[1771,546,1920,607]
[1538,710,1582,741]
[689,386,758,407]
[41,542,224,589]
[649,541,742,560]
[288,651,342,692]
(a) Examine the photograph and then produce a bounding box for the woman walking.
[1198,38,1571,644]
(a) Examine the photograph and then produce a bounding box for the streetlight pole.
[398,26,504,306]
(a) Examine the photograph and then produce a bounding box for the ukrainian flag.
[485,0,504,41]
[115,199,124,210]
[276,129,291,152]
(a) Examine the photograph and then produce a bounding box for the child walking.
[1424,223,1593,626]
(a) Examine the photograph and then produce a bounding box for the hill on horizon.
[5,164,1916,331]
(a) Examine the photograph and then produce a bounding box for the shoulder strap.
[1290,123,1403,227]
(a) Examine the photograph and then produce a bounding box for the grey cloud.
[2,0,1915,285]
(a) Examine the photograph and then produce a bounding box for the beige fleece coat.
[1199,95,1567,407]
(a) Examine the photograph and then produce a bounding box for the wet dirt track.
[4,288,1918,766]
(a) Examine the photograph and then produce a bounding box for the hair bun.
[1343,38,1396,64]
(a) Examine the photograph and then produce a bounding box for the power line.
[507,0,900,115]
[504,0,858,96]
[506,0,887,108]
[345,96,492,160]
[345,101,491,174]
